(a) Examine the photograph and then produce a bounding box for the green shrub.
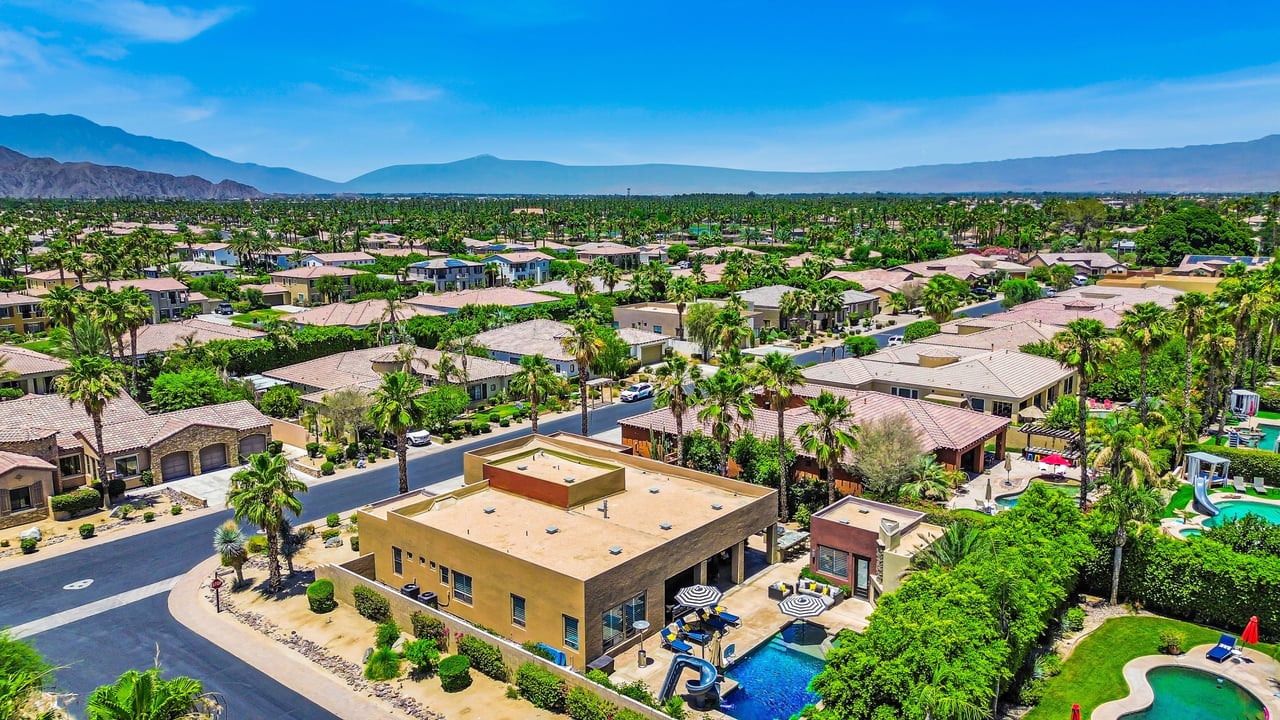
[117,504,134,519]
[567,686,615,720]
[506,685,520,700]
[615,680,658,708]
[584,668,613,689]
[306,441,321,458]
[403,638,439,675]
[321,528,340,541]
[411,612,449,651]
[246,535,268,554]
[326,513,341,528]
[375,619,402,649]
[364,647,401,681]
[143,511,156,522]
[78,523,95,539]
[325,449,341,464]
[458,635,507,681]
[438,655,472,692]
[613,710,647,720]
[1158,629,1187,654]
[139,469,155,487]
[350,536,359,552]
[346,443,360,460]
[353,585,391,623]
[1062,607,1086,632]
[663,695,686,719]
[20,537,37,554]
[107,477,126,498]
[902,319,941,342]
[0,540,7,547]
[499,418,510,428]
[1018,677,1047,706]
[793,504,811,531]
[170,506,182,516]
[515,662,567,712]
[1037,653,1063,678]
[320,461,335,476]
[1191,444,1280,486]
[306,579,336,613]
[50,487,101,515]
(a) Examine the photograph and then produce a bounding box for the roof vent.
[609,546,623,555]
[659,522,672,530]
[563,476,575,484]
[839,518,850,525]
[649,487,660,494]
[711,503,723,511]
[483,506,496,514]
[545,526,559,534]
[517,464,528,470]
[858,508,870,514]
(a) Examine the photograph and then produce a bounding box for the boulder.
[18,526,41,541]
[324,537,344,548]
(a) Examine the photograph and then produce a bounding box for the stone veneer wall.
[318,557,668,720]
[0,432,62,488]
[132,425,272,483]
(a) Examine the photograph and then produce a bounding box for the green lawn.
[18,338,58,354]
[1159,484,1194,518]
[1025,616,1279,720]
[1210,485,1279,499]
[1258,410,1280,420]
[229,308,286,325]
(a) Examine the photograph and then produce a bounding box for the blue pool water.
[996,482,1080,508]
[1256,424,1280,452]
[1179,528,1202,538]
[1204,500,1280,527]
[721,634,825,720]
[1117,666,1265,719]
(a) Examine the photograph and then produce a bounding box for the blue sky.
[2,0,1280,180]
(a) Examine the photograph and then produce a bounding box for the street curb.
[0,502,218,571]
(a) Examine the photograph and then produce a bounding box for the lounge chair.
[661,625,692,655]
[1231,476,1248,493]
[1206,634,1236,662]
[678,619,709,645]
[1254,477,1270,495]
[1038,463,1051,475]
[712,605,742,627]
[696,609,728,632]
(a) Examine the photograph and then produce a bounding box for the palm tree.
[1172,292,1212,464]
[367,371,430,494]
[86,667,208,720]
[56,356,125,506]
[1090,412,1158,486]
[226,452,307,592]
[559,320,605,436]
[710,307,753,356]
[41,285,82,353]
[909,522,987,573]
[653,355,702,467]
[899,457,953,502]
[797,390,858,505]
[778,289,810,336]
[1118,302,1170,423]
[212,520,248,587]
[921,275,966,323]
[565,265,595,308]
[592,257,623,296]
[376,287,406,344]
[1094,479,1161,605]
[509,354,562,434]
[696,370,755,474]
[755,352,804,520]
[1054,318,1112,510]
[666,276,699,340]
[118,287,152,394]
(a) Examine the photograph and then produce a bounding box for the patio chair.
[696,609,729,633]
[1038,463,1051,475]
[1231,476,1248,493]
[712,605,742,627]
[1254,477,1270,495]
[661,625,692,655]
[1206,634,1236,663]
[678,619,710,645]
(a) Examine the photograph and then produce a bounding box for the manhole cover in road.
[63,579,93,590]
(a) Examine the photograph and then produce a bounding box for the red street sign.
[211,578,224,590]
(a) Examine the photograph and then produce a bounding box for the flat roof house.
[269,266,362,305]
[407,258,486,292]
[352,433,777,668]
[808,497,943,604]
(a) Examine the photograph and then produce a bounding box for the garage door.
[238,434,267,457]
[199,444,228,472]
[160,452,191,481]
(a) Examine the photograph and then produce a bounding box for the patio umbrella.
[985,477,994,504]
[779,593,828,644]
[1070,703,1081,720]
[1019,406,1046,421]
[1242,615,1260,645]
[1043,454,1071,467]
[675,584,722,610]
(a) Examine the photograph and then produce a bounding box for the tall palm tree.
[376,287,406,344]
[1117,302,1170,424]
[118,287,153,394]
[86,667,207,720]
[1095,479,1161,605]
[508,354,562,434]
[1172,292,1212,464]
[797,390,859,505]
[212,520,248,587]
[754,352,804,520]
[367,371,430,494]
[56,356,125,506]
[559,320,605,436]
[40,285,82,353]
[696,370,755,474]
[920,275,965,324]
[653,355,702,467]
[666,276,699,340]
[226,452,307,592]
[592,257,623,296]
[1090,411,1158,486]
[1054,318,1112,510]
[565,265,595,308]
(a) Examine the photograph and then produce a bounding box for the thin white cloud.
[6,0,238,43]
[379,78,444,103]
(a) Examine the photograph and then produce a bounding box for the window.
[992,402,1013,418]
[453,571,473,605]
[392,547,403,575]
[653,325,662,334]
[59,455,82,477]
[114,455,139,478]
[1063,377,1075,395]
[891,387,919,400]
[816,545,850,581]
[440,566,451,586]
[968,397,986,413]
[602,593,647,651]
[511,595,527,628]
[563,615,580,651]
[9,486,32,511]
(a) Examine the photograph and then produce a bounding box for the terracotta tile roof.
[0,450,55,475]
[24,269,68,281]
[286,299,445,328]
[1029,252,1126,270]
[0,345,67,376]
[264,344,516,391]
[82,400,271,455]
[0,426,58,444]
[473,319,574,361]
[129,319,264,356]
[81,277,189,293]
[486,251,553,264]
[240,283,290,295]
[920,320,1065,352]
[802,348,1073,401]
[614,327,667,346]
[405,287,558,311]
[306,252,375,264]
[0,291,44,308]
[270,265,361,280]
[6,393,148,451]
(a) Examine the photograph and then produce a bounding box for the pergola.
[1017,423,1082,461]
[1185,451,1230,486]
[586,377,615,406]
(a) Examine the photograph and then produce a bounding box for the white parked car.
[887,335,904,347]
[406,430,433,447]
[620,382,655,402]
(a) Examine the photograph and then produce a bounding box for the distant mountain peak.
[0,146,263,199]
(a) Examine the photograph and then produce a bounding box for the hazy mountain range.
[1,114,1278,197]
[0,146,262,199]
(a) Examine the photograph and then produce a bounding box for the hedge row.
[457,635,507,682]
[516,662,567,713]
[1189,443,1280,486]
[50,487,101,515]
[353,585,391,623]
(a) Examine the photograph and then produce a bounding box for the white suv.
[620,382,655,402]
[887,336,904,347]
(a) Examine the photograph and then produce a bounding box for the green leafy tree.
[902,320,941,342]
[1049,264,1075,291]
[150,368,252,412]
[854,413,924,498]
[367,371,431,494]
[421,383,471,434]
[843,335,879,358]
[998,278,1041,307]
[56,355,126,509]
[258,385,301,418]
[910,522,988,573]
[226,452,307,592]
[797,390,859,505]
[1134,205,1254,266]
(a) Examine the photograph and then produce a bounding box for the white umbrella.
[779,593,827,644]
[675,584,722,610]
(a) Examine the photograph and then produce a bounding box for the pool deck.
[1092,644,1280,720]
[608,549,873,717]
[1172,491,1280,538]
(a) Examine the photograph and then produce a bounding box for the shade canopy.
[675,585,723,609]
[1243,616,1260,645]
[1042,454,1071,466]
[1018,406,1046,420]
[778,593,828,620]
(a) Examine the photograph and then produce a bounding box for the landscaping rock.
[18,527,41,542]
[324,537,344,548]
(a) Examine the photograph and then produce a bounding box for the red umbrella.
[1043,454,1071,467]
[1242,616,1260,645]
[1070,703,1081,720]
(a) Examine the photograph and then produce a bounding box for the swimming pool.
[1117,666,1266,720]
[996,482,1080,508]
[1178,528,1202,539]
[721,634,825,720]
[1204,499,1280,527]
[1256,424,1280,452]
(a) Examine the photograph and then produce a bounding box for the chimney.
[879,518,901,550]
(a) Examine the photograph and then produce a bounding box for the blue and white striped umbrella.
[675,584,722,609]
[778,593,827,620]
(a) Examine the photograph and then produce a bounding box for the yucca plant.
[212,521,247,587]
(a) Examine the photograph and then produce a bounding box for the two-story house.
[269,266,361,305]
[143,261,236,279]
[407,258,486,291]
[300,252,377,268]
[80,278,192,322]
[184,242,240,266]
[482,251,552,285]
[0,291,49,334]
[574,242,640,269]
[24,269,77,292]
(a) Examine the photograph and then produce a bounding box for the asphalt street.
[1,396,654,718]
[788,298,1006,365]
